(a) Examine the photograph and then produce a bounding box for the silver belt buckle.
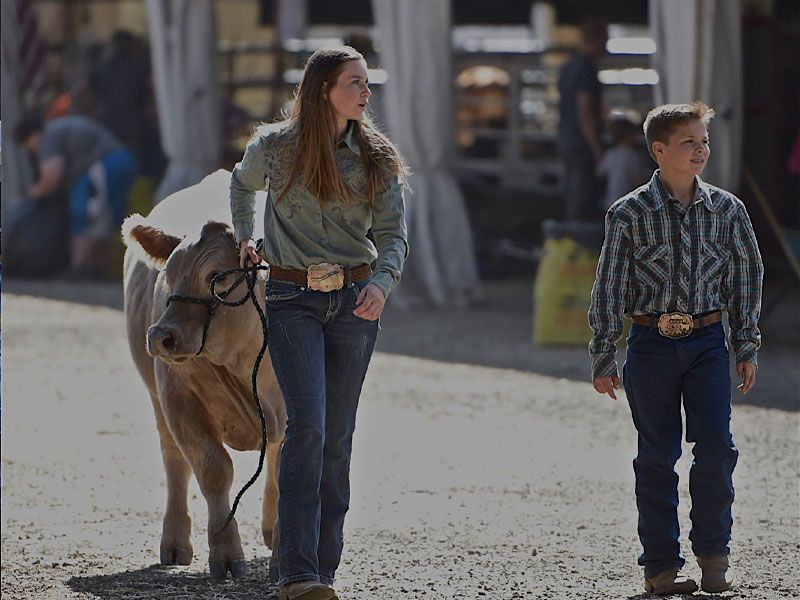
[657,312,693,339]
[307,263,344,292]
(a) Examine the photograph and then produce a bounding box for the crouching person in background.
[15,113,138,278]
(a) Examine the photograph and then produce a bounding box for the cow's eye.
[208,271,225,285]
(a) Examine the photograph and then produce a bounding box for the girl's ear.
[322,81,328,100]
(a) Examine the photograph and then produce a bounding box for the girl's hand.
[239,239,260,268]
[353,283,385,321]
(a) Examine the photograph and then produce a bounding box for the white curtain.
[146,0,221,202]
[1,0,34,214]
[650,0,743,191]
[277,0,307,44]
[372,0,481,307]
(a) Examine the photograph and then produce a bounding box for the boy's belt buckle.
[657,312,693,338]
[307,262,345,292]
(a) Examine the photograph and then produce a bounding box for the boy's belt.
[631,311,722,339]
[269,264,372,287]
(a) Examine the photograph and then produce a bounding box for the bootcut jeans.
[265,277,379,587]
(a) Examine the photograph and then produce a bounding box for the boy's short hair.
[643,101,715,161]
[13,114,44,144]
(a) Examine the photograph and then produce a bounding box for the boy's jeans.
[265,278,379,587]
[622,321,738,579]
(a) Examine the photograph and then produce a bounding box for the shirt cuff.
[234,221,255,245]
[733,341,759,368]
[591,352,618,381]
[368,270,395,299]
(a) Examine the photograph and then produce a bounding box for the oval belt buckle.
[657,312,693,339]
[307,262,345,292]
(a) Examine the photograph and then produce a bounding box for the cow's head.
[123,214,264,365]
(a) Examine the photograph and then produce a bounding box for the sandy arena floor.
[2,280,798,599]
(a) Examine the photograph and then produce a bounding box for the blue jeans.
[69,148,138,236]
[265,278,379,586]
[622,321,738,579]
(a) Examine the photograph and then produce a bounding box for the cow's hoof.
[230,559,246,579]
[209,559,246,581]
[160,545,193,565]
[209,560,227,581]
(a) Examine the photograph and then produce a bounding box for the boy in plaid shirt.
[588,101,763,595]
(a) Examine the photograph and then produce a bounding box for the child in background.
[596,115,652,210]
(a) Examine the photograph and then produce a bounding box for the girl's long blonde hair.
[273,46,408,204]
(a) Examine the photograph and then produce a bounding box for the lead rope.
[166,243,272,536]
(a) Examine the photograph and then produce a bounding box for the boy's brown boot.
[697,555,734,592]
[278,581,339,600]
[644,568,699,595]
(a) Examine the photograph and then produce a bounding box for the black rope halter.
[165,245,272,535]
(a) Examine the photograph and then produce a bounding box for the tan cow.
[122,170,285,580]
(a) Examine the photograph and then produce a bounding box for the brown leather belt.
[631,311,722,339]
[269,264,372,287]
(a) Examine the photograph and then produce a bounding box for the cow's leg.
[156,366,247,581]
[192,442,247,581]
[262,438,282,550]
[163,397,246,581]
[151,393,193,565]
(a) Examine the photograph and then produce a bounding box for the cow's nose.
[147,325,180,357]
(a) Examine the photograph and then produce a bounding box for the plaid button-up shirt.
[588,171,763,381]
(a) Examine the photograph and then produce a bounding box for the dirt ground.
[2,278,798,599]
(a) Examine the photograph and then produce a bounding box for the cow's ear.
[199,220,231,240]
[122,214,182,265]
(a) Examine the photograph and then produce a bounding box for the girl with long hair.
[230,46,409,600]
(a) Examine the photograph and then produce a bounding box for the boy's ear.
[652,140,665,159]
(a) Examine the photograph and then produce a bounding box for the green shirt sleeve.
[369,175,408,298]
[230,135,270,244]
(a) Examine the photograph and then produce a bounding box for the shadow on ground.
[625,594,737,600]
[67,558,277,600]
[5,277,798,411]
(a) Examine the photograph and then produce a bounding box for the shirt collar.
[646,170,718,212]
[338,121,361,156]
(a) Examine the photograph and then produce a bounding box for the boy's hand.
[593,375,620,400]
[736,362,757,394]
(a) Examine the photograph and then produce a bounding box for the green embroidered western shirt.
[230,121,408,298]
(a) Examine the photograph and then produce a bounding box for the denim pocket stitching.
[265,281,305,303]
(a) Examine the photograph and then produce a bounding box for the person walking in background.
[596,114,652,210]
[89,30,150,165]
[14,113,139,277]
[557,17,608,221]
[230,46,409,600]
[589,101,763,595]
